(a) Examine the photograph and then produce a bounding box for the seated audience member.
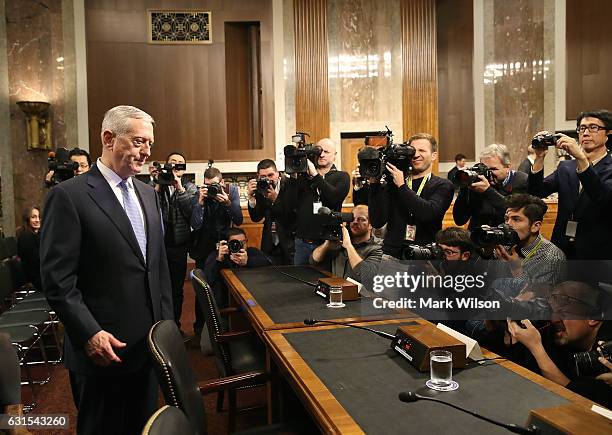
[453,144,528,231]
[446,153,467,188]
[203,227,270,309]
[16,206,42,291]
[508,281,611,408]
[492,194,565,297]
[310,205,382,282]
[528,110,612,260]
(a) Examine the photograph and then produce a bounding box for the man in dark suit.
[247,159,296,265]
[454,143,528,231]
[369,133,455,258]
[528,110,612,261]
[446,152,467,188]
[40,105,173,435]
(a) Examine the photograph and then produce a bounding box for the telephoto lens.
[573,341,612,377]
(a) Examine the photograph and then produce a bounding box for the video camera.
[456,162,495,187]
[283,131,322,174]
[358,127,416,182]
[315,207,354,241]
[471,224,520,248]
[152,161,187,186]
[47,147,79,185]
[399,243,443,261]
[532,133,562,150]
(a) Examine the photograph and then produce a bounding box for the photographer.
[287,138,350,265]
[507,281,611,408]
[453,144,528,230]
[491,194,565,297]
[247,159,296,265]
[309,205,382,282]
[203,228,271,309]
[190,166,242,337]
[368,133,454,258]
[155,152,197,331]
[528,110,612,260]
[45,147,91,186]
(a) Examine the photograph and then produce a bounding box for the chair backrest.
[147,320,208,435]
[142,405,194,435]
[0,333,21,407]
[191,269,233,376]
[0,261,15,310]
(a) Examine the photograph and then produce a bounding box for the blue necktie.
[119,180,147,260]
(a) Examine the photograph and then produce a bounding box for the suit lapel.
[86,165,146,266]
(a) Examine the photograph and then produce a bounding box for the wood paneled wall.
[436,0,474,162]
[566,0,612,120]
[85,0,274,163]
[401,0,439,172]
[294,0,330,142]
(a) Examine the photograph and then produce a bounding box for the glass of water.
[327,286,345,308]
[426,350,458,391]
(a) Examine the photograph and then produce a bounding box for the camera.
[492,290,552,320]
[204,183,223,197]
[471,224,520,248]
[573,341,612,377]
[456,163,494,187]
[357,127,416,181]
[256,177,272,195]
[283,131,322,174]
[399,243,443,261]
[228,239,245,254]
[315,207,354,241]
[152,161,186,186]
[47,147,79,184]
[531,133,562,150]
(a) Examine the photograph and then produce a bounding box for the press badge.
[313,201,323,214]
[405,225,417,241]
[565,220,578,238]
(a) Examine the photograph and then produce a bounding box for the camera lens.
[228,239,243,253]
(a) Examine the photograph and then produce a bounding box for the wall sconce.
[17,101,53,150]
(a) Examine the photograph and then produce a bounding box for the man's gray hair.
[480,143,511,166]
[101,105,155,136]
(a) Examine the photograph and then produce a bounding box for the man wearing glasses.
[309,204,382,281]
[528,110,612,260]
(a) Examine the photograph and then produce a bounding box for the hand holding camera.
[506,318,542,350]
[386,162,406,187]
[469,174,491,193]
[247,179,258,198]
[216,240,230,261]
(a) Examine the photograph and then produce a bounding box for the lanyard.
[522,237,542,264]
[408,173,431,197]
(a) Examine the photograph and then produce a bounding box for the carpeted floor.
[22,277,268,435]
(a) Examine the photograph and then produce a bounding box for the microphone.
[304,318,396,340]
[398,392,538,434]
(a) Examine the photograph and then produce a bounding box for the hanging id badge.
[313,201,323,214]
[565,220,578,238]
[405,224,417,241]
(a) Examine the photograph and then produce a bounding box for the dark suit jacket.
[40,164,173,376]
[17,231,41,291]
[528,154,612,259]
[453,170,528,230]
[369,174,454,258]
[248,175,296,264]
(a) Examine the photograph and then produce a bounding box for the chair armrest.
[197,370,270,395]
[216,330,254,343]
[219,307,240,316]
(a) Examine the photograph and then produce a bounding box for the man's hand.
[386,162,405,187]
[230,249,248,266]
[198,186,209,205]
[215,190,231,206]
[306,159,318,177]
[494,245,523,275]
[247,179,257,197]
[45,170,54,183]
[217,240,229,261]
[173,172,184,193]
[595,356,612,386]
[506,319,542,351]
[266,185,278,202]
[85,330,126,366]
[469,175,491,193]
[531,131,549,173]
[341,225,352,249]
[555,133,589,171]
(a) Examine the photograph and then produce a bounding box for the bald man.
[283,137,350,264]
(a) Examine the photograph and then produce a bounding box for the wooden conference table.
[221,266,600,434]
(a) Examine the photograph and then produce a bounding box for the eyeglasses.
[576,124,607,134]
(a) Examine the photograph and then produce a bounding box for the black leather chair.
[191,269,266,424]
[148,320,294,435]
[142,405,194,435]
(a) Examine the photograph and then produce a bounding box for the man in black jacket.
[454,144,528,231]
[446,153,467,188]
[528,110,612,260]
[155,152,197,331]
[247,159,296,265]
[369,133,454,258]
[286,137,350,265]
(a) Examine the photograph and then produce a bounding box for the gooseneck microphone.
[398,392,538,434]
[304,319,396,340]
